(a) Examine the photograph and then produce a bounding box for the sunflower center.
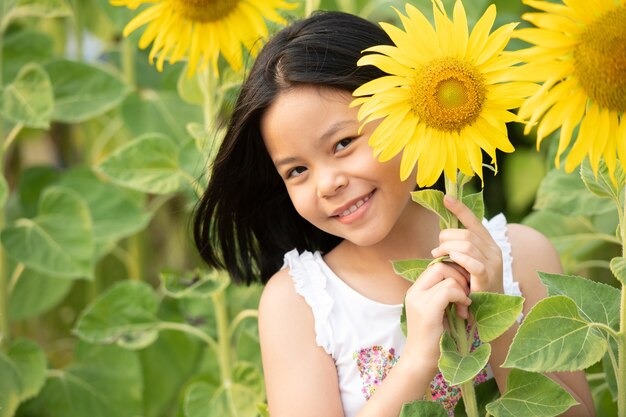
[173,0,238,22]
[411,58,485,132]
[573,6,626,112]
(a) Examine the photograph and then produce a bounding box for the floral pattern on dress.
[430,326,489,416]
[353,345,399,400]
[355,328,489,416]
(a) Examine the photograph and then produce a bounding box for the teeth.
[338,194,371,217]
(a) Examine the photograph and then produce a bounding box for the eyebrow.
[273,119,357,169]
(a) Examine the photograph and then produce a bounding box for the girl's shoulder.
[505,222,560,298]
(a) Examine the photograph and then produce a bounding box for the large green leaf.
[96,134,188,194]
[74,281,160,349]
[8,0,71,19]
[0,63,53,128]
[58,168,151,244]
[438,331,491,385]
[45,59,130,123]
[539,272,620,330]
[17,165,61,218]
[1,186,95,279]
[411,189,453,228]
[534,168,613,216]
[485,369,577,417]
[22,343,143,417]
[184,382,262,417]
[2,31,54,82]
[120,91,203,142]
[7,339,47,401]
[160,269,229,299]
[503,295,607,372]
[140,328,203,417]
[392,258,432,282]
[462,191,484,222]
[8,267,73,321]
[399,400,448,417]
[469,292,524,343]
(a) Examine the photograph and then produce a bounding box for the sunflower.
[513,0,626,180]
[352,0,538,187]
[111,0,296,75]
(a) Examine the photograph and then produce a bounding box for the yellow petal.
[554,91,586,163]
[617,116,626,173]
[467,4,496,60]
[474,22,518,66]
[452,0,469,59]
[514,28,578,48]
[123,3,163,36]
[565,108,597,172]
[522,12,580,34]
[358,54,415,78]
[353,76,405,97]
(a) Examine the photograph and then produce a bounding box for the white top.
[282,214,522,417]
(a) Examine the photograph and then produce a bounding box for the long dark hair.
[193,11,393,285]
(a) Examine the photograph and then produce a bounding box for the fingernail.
[449,251,459,260]
[431,248,438,257]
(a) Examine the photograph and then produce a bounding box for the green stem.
[228,309,258,342]
[443,174,479,417]
[126,234,143,281]
[121,37,136,86]
[0,5,8,348]
[304,0,321,17]
[618,185,626,417]
[3,122,23,152]
[7,263,24,294]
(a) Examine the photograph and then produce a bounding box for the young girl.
[193,11,594,417]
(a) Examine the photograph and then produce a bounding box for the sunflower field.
[0,0,624,416]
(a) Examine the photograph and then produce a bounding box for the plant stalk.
[444,175,479,417]
[618,184,626,417]
[0,3,9,348]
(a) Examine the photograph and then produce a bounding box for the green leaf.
[610,256,626,285]
[392,258,432,282]
[9,268,73,320]
[454,377,500,417]
[534,168,613,216]
[503,295,607,372]
[96,134,187,194]
[462,191,484,221]
[177,65,204,105]
[74,281,160,349]
[160,269,229,299]
[0,63,53,128]
[0,352,22,417]
[602,337,618,401]
[2,31,54,82]
[257,403,270,417]
[1,186,95,279]
[400,400,448,417]
[9,0,71,18]
[485,369,577,417]
[539,272,620,330]
[438,331,491,385]
[502,148,545,215]
[45,59,130,123]
[411,189,453,228]
[184,381,262,417]
[400,304,408,337]
[580,158,624,201]
[22,343,143,417]
[120,90,203,141]
[469,292,524,342]
[58,168,151,245]
[7,339,47,401]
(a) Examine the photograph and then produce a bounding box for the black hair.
[193,11,393,285]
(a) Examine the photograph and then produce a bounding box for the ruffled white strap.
[283,249,335,355]
[483,214,524,322]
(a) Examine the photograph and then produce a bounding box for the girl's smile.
[332,190,375,224]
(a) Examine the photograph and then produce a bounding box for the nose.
[316,168,348,198]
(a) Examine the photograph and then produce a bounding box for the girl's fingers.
[413,262,470,294]
[443,195,492,240]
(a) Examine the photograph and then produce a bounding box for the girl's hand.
[431,195,504,294]
[403,261,473,371]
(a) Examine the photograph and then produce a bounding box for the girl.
[193,10,594,417]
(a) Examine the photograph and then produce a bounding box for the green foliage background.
[0,0,618,416]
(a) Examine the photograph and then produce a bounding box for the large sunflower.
[514,0,626,179]
[352,1,537,187]
[111,0,296,75]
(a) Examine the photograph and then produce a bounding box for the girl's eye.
[287,166,307,178]
[334,137,354,152]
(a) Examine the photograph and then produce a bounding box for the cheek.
[287,187,316,221]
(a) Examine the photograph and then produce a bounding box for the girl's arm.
[259,262,473,417]
[489,224,595,417]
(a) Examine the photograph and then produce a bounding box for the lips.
[331,191,375,218]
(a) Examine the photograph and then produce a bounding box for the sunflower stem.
[0,4,9,349]
[617,184,626,417]
[444,174,479,417]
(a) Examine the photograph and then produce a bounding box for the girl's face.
[261,85,416,247]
